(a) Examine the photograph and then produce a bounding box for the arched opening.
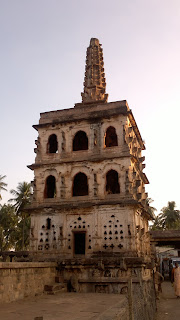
[106,170,120,194]
[73,172,88,196]
[47,134,58,153]
[73,131,88,151]
[105,126,118,147]
[44,175,56,198]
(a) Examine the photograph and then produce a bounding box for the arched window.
[73,131,88,151]
[106,170,120,194]
[44,175,56,198]
[73,172,88,196]
[105,126,118,147]
[47,134,58,153]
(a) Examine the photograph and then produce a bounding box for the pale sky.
[0,0,180,214]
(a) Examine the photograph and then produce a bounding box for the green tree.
[11,215,31,251]
[0,204,18,251]
[146,197,156,218]
[151,201,180,230]
[9,182,32,250]
[150,215,163,230]
[0,175,7,200]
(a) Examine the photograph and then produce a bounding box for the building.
[27,39,154,298]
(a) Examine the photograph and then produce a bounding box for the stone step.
[44,283,67,295]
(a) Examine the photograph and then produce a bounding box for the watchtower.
[28,38,154,293]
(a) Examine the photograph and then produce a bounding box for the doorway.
[74,232,86,255]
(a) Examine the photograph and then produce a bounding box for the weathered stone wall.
[0,261,156,319]
[30,204,150,260]
[56,260,156,320]
[131,279,156,320]
[0,262,57,302]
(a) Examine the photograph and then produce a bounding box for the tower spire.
[81,38,108,104]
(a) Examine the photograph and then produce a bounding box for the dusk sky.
[0,0,180,214]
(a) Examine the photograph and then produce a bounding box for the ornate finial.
[81,38,108,104]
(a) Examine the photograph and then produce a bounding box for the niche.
[106,170,120,194]
[44,175,56,198]
[73,131,88,151]
[47,134,58,153]
[73,172,88,196]
[105,126,118,147]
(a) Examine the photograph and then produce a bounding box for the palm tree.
[0,175,7,200]
[146,197,156,219]
[151,201,180,230]
[161,201,180,229]
[9,182,31,250]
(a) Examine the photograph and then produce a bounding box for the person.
[154,270,164,299]
[172,262,180,298]
[169,263,173,281]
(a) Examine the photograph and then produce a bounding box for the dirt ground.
[156,281,180,319]
[0,281,179,320]
[0,292,126,320]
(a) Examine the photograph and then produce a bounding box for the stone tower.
[28,38,154,294]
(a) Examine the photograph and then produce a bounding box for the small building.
[27,39,155,303]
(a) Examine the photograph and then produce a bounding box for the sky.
[0,0,180,214]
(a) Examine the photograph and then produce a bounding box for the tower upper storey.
[81,38,108,104]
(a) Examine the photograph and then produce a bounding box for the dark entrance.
[73,172,88,196]
[105,126,118,147]
[106,169,120,194]
[74,232,86,255]
[47,134,58,153]
[44,175,56,198]
[73,131,88,151]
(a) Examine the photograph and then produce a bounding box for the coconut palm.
[151,201,180,230]
[161,201,180,229]
[0,175,7,200]
[9,182,31,250]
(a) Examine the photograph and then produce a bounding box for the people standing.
[172,262,180,298]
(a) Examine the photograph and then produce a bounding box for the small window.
[73,131,88,151]
[73,172,88,196]
[105,126,118,147]
[46,218,51,229]
[47,134,58,153]
[74,232,86,255]
[44,175,56,198]
[106,170,120,194]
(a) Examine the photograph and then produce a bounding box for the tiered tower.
[28,38,154,294]
[81,38,108,104]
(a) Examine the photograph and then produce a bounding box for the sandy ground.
[156,281,180,319]
[0,281,179,320]
[0,292,126,320]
